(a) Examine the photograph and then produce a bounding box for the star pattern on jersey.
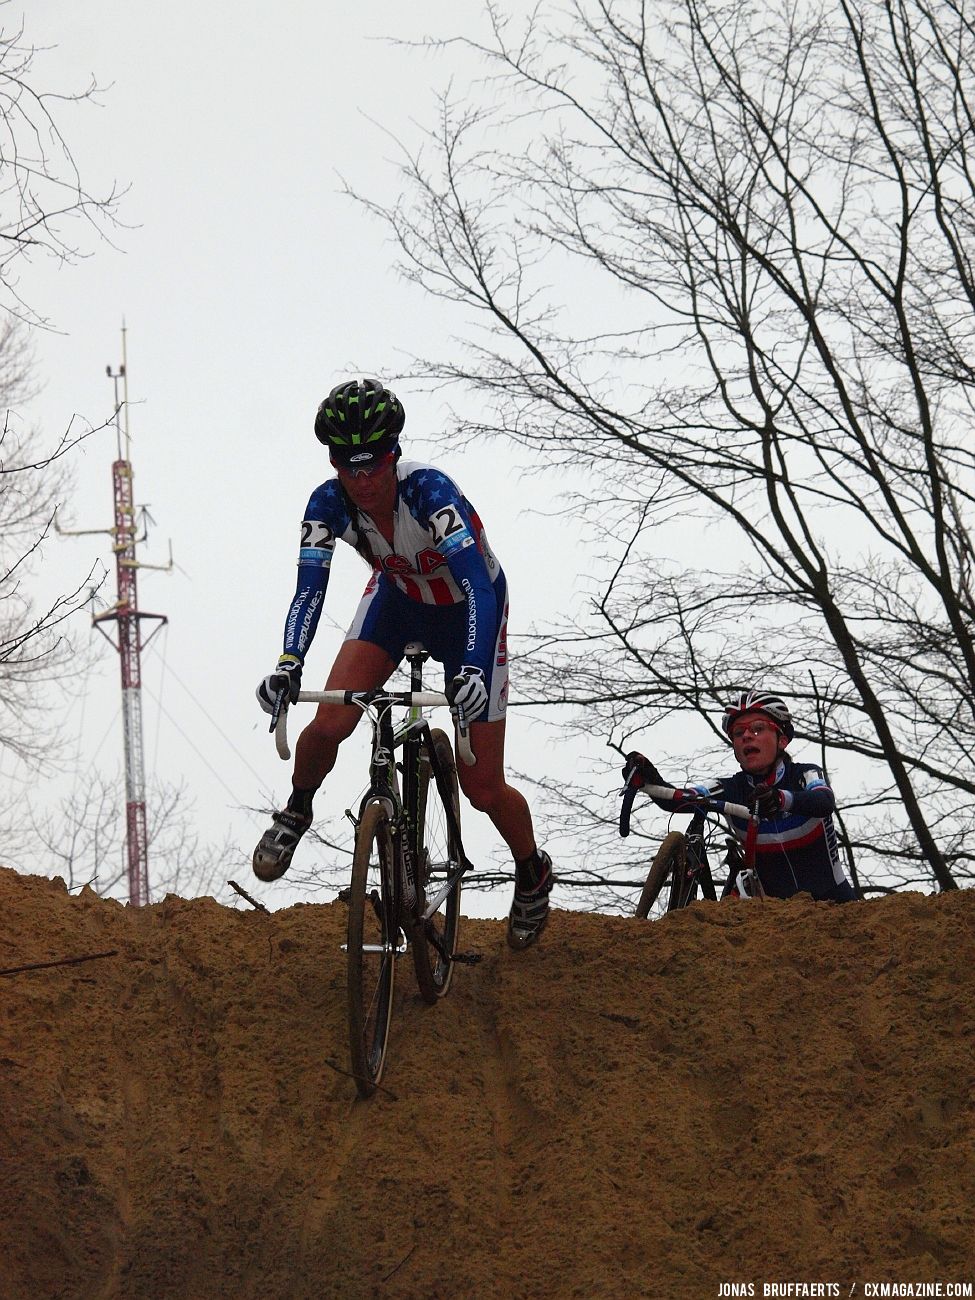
[400,467,461,518]
[305,478,353,532]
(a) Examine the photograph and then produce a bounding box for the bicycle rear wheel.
[410,728,462,1002]
[347,800,398,1098]
[635,832,686,918]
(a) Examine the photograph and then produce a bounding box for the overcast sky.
[14,1,599,916]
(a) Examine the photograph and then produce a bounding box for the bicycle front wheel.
[635,832,687,918]
[347,800,399,1098]
[411,728,462,1003]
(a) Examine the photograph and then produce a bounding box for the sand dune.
[1,867,972,1299]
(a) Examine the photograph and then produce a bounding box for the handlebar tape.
[619,781,639,838]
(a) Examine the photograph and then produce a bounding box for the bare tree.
[0,12,120,779]
[28,771,237,904]
[353,0,975,901]
[0,12,122,324]
[0,406,105,771]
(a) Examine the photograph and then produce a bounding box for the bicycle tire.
[347,800,398,1098]
[635,832,686,918]
[410,728,462,1002]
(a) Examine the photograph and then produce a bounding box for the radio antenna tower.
[58,326,171,905]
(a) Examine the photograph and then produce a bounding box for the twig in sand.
[382,1243,418,1283]
[227,880,270,913]
[0,950,118,977]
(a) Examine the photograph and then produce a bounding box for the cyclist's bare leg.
[455,717,536,859]
[253,640,395,882]
[292,639,397,790]
[457,715,552,947]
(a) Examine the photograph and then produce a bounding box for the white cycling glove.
[446,665,488,722]
[256,654,303,715]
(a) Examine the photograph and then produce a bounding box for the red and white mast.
[86,328,168,904]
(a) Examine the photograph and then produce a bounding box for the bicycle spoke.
[410,728,462,1002]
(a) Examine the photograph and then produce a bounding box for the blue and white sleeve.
[444,544,498,677]
[280,488,344,662]
[788,767,836,818]
[426,482,498,677]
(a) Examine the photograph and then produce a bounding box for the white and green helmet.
[314,378,405,467]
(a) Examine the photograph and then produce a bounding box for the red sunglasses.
[729,719,780,742]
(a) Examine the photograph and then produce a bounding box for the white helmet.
[721,689,794,741]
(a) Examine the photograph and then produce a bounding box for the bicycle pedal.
[449,951,483,966]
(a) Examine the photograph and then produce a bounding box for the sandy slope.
[0,867,973,1299]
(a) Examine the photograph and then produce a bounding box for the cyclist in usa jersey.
[252,378,553,949]
[625,689,858,903]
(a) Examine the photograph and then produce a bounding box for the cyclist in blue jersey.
[625,688,858,902]
[253,378,553,949]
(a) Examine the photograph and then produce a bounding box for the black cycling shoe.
[507,852,554,951]
[252,808,312,882]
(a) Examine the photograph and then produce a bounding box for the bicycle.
[271,642,478,1097]
[619,769,761,917]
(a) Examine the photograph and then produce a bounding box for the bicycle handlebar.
[618,779,754,838]
[272,688,477,767]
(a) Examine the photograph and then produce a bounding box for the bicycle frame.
[677,807,720,904]
[621,776,763,905]
[677,808,751,899]
[273,655,475,921]
[270,647,477,1096]
[389,655,473,925]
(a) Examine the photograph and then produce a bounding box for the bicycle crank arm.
[414,918,482,966]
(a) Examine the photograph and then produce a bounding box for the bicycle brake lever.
[268,684,288,735]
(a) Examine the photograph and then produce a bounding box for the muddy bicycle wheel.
[635,832,687,918]
[410,728,462,1003]
[347,800,398,1098]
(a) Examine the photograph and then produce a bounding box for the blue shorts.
[346,570,510,722]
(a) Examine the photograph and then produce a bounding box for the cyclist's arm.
[783,769,835,819]
[281,563,329,662]
[280,484,349,662]
[649,779,720,813]
[419,474,499,677]
[443,544,497,675]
